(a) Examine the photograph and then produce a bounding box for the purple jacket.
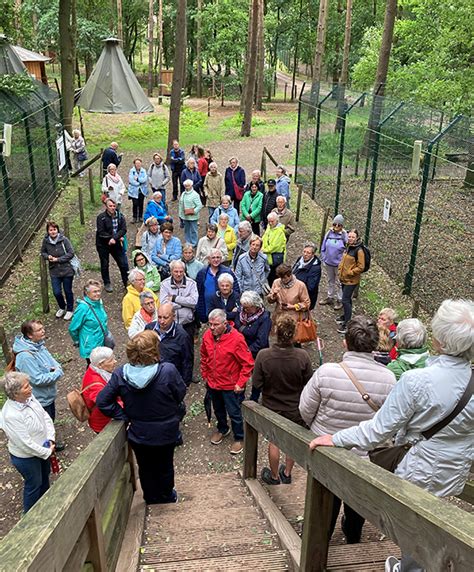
[320,229,347,267]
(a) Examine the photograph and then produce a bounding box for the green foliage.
[0,73,36,97]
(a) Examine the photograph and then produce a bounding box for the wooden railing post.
[88,169,95,203]
[63,216,70,239]
[78,186,85,225]
[319,207,331,250]
[39,255,50,314]
[300,472,334,571]
[243,420,258,479]
[295,183,303,222]
[86,503,107,571]
[127,442,138,492]
[0,326,12,365]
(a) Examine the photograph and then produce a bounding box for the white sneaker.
[55,309,66,318]
[63,311,74,321]
[385,556,401,572]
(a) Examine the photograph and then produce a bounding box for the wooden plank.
[243,420,259,479]
[242,402,474,572]
[98,443,127,516]
[62,527,91,571]
[244,477,301,571]
[105,484,134,571]
[102,462,131,544]
[115,481,147,572]
[86,503,107,572]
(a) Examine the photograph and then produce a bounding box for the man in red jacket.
[200,308,254,455]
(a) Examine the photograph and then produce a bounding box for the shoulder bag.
[62,242,82,277]
[67,382,104,422]
[294,311,318,344]
[231,171,244,201]
[82,300,115,349]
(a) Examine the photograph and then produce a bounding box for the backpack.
[67,383,104,422]
[357,243,371,272]
[5,350,32,372]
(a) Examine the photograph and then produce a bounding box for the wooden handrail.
[0,421,135,571]
[242,401,474,572]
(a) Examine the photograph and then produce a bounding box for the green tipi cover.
[78,38,153,113]
[0,34,27,75]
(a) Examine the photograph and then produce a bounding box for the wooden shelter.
[13,45,51,85]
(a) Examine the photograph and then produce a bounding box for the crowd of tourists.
[0,139,472,572]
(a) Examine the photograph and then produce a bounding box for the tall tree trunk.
[157,0,163,103]
[239,0,254,115]
[196,0,203,97]
[15,0,22,44]
[291,0,303,101]
[167,0,187,158]
[255,0,265,110]
[310,0,329,109]
[240,0,259,136]
[59,0,75,135]
[331,0,343,98]
[116,0,123,42]
[147,0,154,97]
[84,53,93,80]
[336,0,353,132]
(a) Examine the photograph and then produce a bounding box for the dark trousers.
[42,401,56,421]
[50,275,74,312]
[10,454,50,513]
[182,321,197,384]
[130,441,175,504]
[209,388,244,441]
[268,265,278,286]
[172,170,183,200]
[97,243,129,287]
[233,198,241,214]
[251,221,261,236]
[342,283,358,325]
[330,496,365,543]
[131,193,145,220]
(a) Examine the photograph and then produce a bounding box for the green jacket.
[262,224,287,266]
[69,297,108,359]
[179,189,203,221]
[240,190,263,223]
[132,249,161,292]
[387,346,430,380]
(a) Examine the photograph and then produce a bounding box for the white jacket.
[299,352,395,455]
[0,396,55,459]
[159,276,198,326]
[128,308,158,339]
[333,355,473,497]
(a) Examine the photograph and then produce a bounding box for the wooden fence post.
[221,81,224,107]
[207,97,211,117]
[0,326,12,365]
[86,503,107,571]
[300,472,334,571]
[284,82,288,102]
[78,187,85,225]
[243,419,258,480]
[411,140,423,178]
[354,150,360,176]
[39,255,50,314]
[295,184,303,222]
[63,216,70,238]
[88,169,95,203]
[319,207,331,250]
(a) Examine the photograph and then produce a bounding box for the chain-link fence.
[295,83,473,313]
[0,83,69,283]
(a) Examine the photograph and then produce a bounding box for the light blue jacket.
[276,175,291,205]
[333,355,473,497]
[128,167,148,199]
[234,252,270,295]
[210,205,240,231]
[12,336,63,406]
[68,297,109,358]
[151,235,182,268]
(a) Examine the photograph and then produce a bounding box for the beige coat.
[299,351,395,454]
[267,277,310,323]
[204,172,225,207]
[272,207,296,239]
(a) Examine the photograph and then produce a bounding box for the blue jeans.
[51,275,74,312]
[342,283,358,325]
[10,454,50,513]
[183,220,198,247]
[208,206,216,221]
[42,401,56,421]
[209,388,245,441]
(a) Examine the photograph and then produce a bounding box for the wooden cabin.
[13,45,51,85]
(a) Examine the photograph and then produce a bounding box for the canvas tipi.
[78,38,154,113]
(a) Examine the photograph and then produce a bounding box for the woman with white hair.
[122,268,158,329]
[196,223,228,264]
[102,163,125,207]
[81,347,118,433]
[310,299,474,572]
[387,319,429,380]
[0,372,55,512]
[178,179,203,247]
[208,273,240,322]
[210,195,241,230]
[217,213,237,265]
[204,161,225,220]
[128,291,158,338]
[234,290,271,359]
[71,129,87,174]
[143,191,172,226]
[180,157,202,192]
[140,216,161,259]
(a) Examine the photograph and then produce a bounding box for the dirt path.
[0,119,344,538]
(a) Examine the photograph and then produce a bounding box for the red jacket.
[81,367,114,433]
[198,157,209,178]
[389,323,398,361]
[200,326,254,390]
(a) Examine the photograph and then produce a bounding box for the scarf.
[239,306,265,326]
[281,277,295,289]
[140,308,155,324]
[48,236,59,245]
[90,365,112,382]
[106,172,121,185]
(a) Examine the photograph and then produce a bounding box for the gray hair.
[209,162,218,169]
[396,319,427,349]
[238,221,252,233]
[90,346,114,367]
[186,157,196,168]
[303,241,316,253]
[222,195,232,203]
[145,216,158,226]
[249,234,263,246]
[152,191,162,201]
[170,259,185,271]
[208,248,223,260]
[139,291,155,305]
[276,195,287,204]
[73,129,81,137]
[218,273,234,286]
[252,169,261,177]
[208,308,227,322]
[128,268,145,284]
[183,179,194,189]
[218,213,229,222]
[431,299,474,361]
[2,371,29,400]
[267,212,278,222]
[240,290,264,309]
[182,243,195,252]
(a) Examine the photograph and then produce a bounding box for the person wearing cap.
[319,214,347,311]
[262,179,279,230]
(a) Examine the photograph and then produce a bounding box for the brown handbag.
[294,311,317,344]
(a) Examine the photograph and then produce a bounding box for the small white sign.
[56,135,66,171]
[383,198,391,222]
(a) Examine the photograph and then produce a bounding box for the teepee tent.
[0,34,27,75]
[78,38,154,113]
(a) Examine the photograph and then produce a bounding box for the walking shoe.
[385,556,401,572]
[318,297,333,306]
[55,442,66,452]
[337,325,347,334]
[55,309,66,318]
[104,284,113,293]
[261,467,280,485]
[278,464,292,484]
[63,311,74,321]
[210,429,231,445]
[333,301,343,310]
[335,316,345,324]
[230,441,243,455]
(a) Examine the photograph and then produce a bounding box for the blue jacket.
[292,255,322,310]
[234,311,272,359]
[128,167,148,199]
[181,167,202,190]
[196,265,240,322]
[169,147,185,173]
[12,335,63,406]
[96,362,187,446]
[144,322,193,386]
[102,147,122,171]
[68,297,109,358]
[144,199,169,224]
[224,166,246,200]
[210,205,240,231]
[276,175,291,204]
[151,235,182,268]
[209,290,241,323]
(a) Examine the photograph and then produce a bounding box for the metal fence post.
[23,113,40,208]
[43,106,57,187]
[311,88,336,200]
[293,83,305,185]
[364,102,404,246]
[403,115,463,295]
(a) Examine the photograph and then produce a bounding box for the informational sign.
[383,198,391,222]
[56,135,66,171]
